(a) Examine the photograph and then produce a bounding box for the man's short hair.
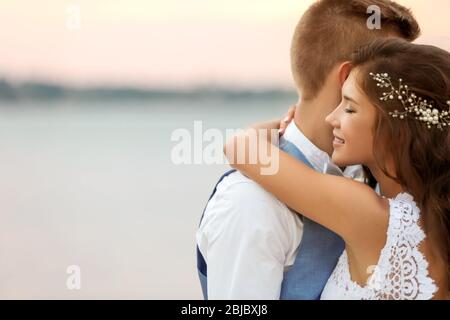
[291,0,420,100]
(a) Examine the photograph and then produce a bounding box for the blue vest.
[196,137,345,300]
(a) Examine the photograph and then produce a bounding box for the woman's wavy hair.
[351,38,450,283]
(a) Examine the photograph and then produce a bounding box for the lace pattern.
[321,193,438,300]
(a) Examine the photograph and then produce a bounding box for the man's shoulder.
[216,171,280,204]
[203,171,301,227]
[198,170,303,252]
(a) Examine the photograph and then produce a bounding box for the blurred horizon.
[1,0,449,91]
[1,0,449,300]
[0,77,297,104]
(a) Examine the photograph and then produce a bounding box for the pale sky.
[0,0,449,89]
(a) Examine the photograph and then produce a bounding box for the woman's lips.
[333,136,345,147]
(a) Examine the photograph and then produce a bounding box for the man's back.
[196,170,303,299]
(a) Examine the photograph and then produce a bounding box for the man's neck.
[293,97,335,157]
[368,163,404,199]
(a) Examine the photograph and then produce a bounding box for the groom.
[196,0,420,299]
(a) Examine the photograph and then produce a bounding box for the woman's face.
[325,69,378,167]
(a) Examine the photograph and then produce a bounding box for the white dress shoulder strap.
[369,192,437,299]
[321,192,438,300]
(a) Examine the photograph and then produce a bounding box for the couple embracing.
[196,0,450,300]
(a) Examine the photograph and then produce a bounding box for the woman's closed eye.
[345,107,356,114]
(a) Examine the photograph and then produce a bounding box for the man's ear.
[338,62,352,87]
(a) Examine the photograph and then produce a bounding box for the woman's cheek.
[344,120,372,163]
[354,126,374,162]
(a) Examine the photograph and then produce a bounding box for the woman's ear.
[338,62,352,87]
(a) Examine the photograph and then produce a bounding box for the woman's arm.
[224,121,387,244]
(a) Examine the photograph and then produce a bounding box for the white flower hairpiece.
[370,72,450,130]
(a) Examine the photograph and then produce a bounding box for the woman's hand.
[278,106,296,136]
[223,105,297,171]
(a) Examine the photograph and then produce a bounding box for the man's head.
[291,0,420,102]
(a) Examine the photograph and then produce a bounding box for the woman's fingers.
[278,105,296,135]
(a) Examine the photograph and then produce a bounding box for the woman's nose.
[325,111,337,127]
[326,103,343,127]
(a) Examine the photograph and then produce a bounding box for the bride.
[224,38,450,300]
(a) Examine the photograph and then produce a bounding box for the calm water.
[0,99,290,299]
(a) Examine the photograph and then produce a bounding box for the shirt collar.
[282,121,332,172]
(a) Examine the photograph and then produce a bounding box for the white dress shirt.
[196,121,363,299]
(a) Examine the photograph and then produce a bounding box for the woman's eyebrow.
[343,95,359,105]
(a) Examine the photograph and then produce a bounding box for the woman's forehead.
[343,69,376,110]
[343,71,361,95]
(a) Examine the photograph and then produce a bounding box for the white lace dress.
[321,193,438,300]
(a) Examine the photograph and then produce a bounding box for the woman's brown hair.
[351,38,450,284]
